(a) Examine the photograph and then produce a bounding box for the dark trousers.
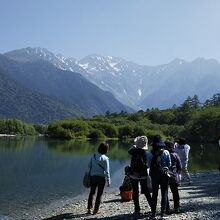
[87,176,105,211]
[151,174,168,215]
[131,178,152,212]
[167,183,180,210]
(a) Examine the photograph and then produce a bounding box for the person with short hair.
[165,140,182,214]
[87,142,111,215]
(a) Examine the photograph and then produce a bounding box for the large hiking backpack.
[130,151,148,176]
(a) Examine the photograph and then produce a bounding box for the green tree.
[118,125,133,138]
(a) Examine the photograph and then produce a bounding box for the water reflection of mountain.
[0,138,219,217]
[0,138,129,216]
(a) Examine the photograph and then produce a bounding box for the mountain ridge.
[4,47,220,110]
[0,52,133,123]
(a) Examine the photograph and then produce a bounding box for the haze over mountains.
[1,47,220,123]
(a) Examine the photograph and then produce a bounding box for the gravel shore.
[36,171,220,220]
[2,171,219,220]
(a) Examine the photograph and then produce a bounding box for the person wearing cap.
[175,138,192,185]
[165,140,182,214]
[128,136,153,216]
[150,135,171,219]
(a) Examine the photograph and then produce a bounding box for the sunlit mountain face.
[5,48,220,110]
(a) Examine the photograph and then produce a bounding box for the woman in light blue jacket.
[87,142,111,215]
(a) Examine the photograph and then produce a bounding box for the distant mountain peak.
[192,57,219,65]
[5,47,81,73]
[3,47,220,111]
[169,58,186,65]
[78,54,124,74]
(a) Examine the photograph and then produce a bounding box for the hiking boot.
[93,210,101,215]
[150,213,156,219]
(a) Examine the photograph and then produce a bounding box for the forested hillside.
[0,54,132,123]
[0,68,84,123]
[46,94,220,143]
[1,89,219,143]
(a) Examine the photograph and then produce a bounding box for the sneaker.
[161,213,168,219]
[165,209,172,215]
[150,213,156,219]
[93,210,101,215]
[87,209,91,214]
[133,211,141,217]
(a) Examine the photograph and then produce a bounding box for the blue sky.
[1,0,220,65]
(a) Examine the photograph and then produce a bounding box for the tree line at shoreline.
[0,93,220,143]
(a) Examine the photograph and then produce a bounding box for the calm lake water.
[0,137,219,217]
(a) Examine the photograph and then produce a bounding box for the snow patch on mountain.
[79,63,89,69]
[138,89,142,96]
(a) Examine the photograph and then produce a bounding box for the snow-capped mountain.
[0,50,133,123]
[5,47,220,110]
[5,47,86,74]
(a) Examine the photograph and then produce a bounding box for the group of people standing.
[86,135,191,219]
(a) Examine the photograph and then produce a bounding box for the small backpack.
[130,151,148,176]
[120,190,133,202]
[150,151,163,175]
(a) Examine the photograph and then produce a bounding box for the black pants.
[130,178,152,212]
[87,175,105,211]
[166,183,180,210]
[151,174,168,216]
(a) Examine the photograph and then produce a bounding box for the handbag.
[83,171,91,188]
[168,171,180,186]
[83,156,92,188]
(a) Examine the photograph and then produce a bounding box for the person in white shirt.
[175,138,192,185]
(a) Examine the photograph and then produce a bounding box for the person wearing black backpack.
[150,135,171,219]
[128,136,153,216]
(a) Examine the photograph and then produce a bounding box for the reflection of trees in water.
[189,143,219,172]
[0,137,36,152]
[47,140,219,171]
[1,138,218,172]
[47,139,133,160]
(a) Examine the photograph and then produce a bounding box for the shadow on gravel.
[180,200,220,213]
[42,213,88,220]
[180,182,220,200]
[86,213,147,220]
[212,212,220,219]
[103,198,122,203]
